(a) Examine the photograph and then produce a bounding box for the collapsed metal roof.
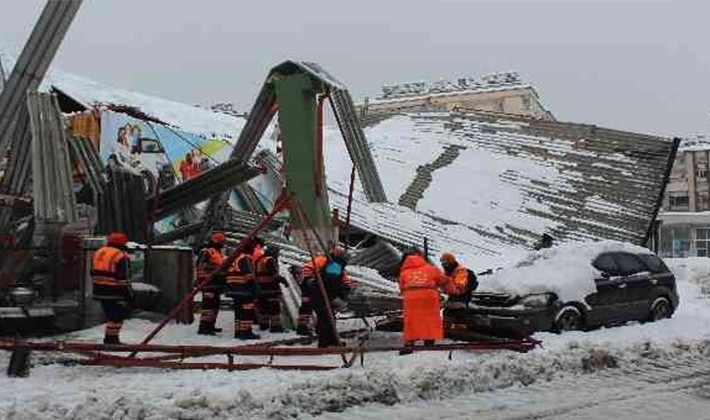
[325,111,679,270]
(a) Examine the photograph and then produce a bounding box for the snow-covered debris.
[0,52,246,140]
[378,71,525,100]
[478,240,652,303]
[130,282,160,293]
[325,112,674,274]
[679,134,710,151]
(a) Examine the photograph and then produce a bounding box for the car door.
[610,252,650,321]
[587,253,625,326]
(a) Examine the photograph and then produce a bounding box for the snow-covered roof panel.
[0,52,245,140]
[325,112,676,270]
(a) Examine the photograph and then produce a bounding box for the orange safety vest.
[226,254,254,286]
[252,245,265,260]
[255,255,277,284]
[302,254,353,292]
[302,255,328,279]
[196,247,224,282]
[447,265,470,295]
[91,246,129,288]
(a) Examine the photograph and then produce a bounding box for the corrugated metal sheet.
[27,92,77,223]
[0,0,82,242]
[149,159,261,220]
[328,111,678,268]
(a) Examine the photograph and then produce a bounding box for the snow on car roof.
[478,240,652,304]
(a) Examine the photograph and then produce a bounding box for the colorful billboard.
[99,110,232,189]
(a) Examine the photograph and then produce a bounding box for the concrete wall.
[358,87,553,121]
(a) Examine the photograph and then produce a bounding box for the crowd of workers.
[89,230,484,351]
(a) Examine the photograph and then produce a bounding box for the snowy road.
[2,257,710,419]
[322,352,710,420]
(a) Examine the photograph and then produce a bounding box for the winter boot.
[103,335,121,345]
[424,339,435,347]
[399,341,415,356]
[213,327,223,333]
[197,323,216,336]
[398,347,414,356]
[259,322,270,331]
[234,331,262,340]
[296,325,313,336]
[269,326,287,333]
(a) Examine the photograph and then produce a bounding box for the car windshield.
[638,254,669,273]
[613,253,648,276]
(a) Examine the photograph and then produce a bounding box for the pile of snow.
[478,240,652,303]
[2,256,710,419]
[130,282,160,293]
[665,258,710,289]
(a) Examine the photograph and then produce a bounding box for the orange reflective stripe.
[206,248,224,266]
[93,277,129,286]
[227,254,253,285]
[403,285,438,291]
[92,246,128,287]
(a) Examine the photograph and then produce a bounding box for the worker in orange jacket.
[196,231,227,335]
[92,232,132,345]
[226,240,260,340]
[251,236,268,329]
[398,248,449,355]
[254,245,287,333]
[298,247,353,347]
[440,252,478,306]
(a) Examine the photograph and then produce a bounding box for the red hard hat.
[211,231,226,244]
[440,252,457,265]
[107,232,128,247]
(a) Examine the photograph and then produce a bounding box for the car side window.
[638,254,669,273]
[612,253,647,276]
[592,253,620,276]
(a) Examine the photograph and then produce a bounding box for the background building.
[658,136,710,257]
[357,71,554,123]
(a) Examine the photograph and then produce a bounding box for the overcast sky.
[1,0,708,137]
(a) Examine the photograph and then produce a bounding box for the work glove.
[277,275,289,288]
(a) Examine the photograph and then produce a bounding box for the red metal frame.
[0,336,540,371]
[131,194,290,356]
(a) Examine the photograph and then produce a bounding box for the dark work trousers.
[307,282,339,348]
[229,285,256,335]
[100,300,130,341]
[199,291,221,329]
[297,281,314,332]
[258,282,282,329]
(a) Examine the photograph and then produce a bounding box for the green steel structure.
[202,61,387,252]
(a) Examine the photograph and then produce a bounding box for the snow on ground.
[478,240,651,304]
[2,256,710,419]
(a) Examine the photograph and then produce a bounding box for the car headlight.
[518,294,552,308]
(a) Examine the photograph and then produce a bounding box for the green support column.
[273,72,332,251]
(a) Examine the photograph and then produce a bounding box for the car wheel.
[648,297,672,322]
[554,306,583,333]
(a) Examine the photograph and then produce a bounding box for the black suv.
[446,251,679,338]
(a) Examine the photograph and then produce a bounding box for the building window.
[660,226,691,258]
[696,168,708,181]
[697,228,710,257]
[699,193,710,211]
[497,100,505,113]
[669,192,690,211]
[522,96,531,111]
